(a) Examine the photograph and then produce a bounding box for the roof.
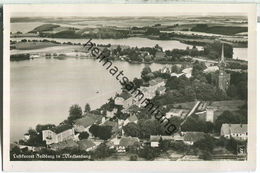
[150,135,174,142]
[78,139,96,150]
[74,113,103,128]
[161,136,174,140]
[150,135,161,142]
[128,115,138,122]
[119,137,139,147]
[50,139,78,150]
[119,91,132,100]
[128,105,139,112]
[157,86,166,92]
[149,77,164,86]
[183,132,205,142]
[155,51,166,58]
[52,124,73,134]
[221,124,247,135]
[102,121,119,133]
[168,109,183,114]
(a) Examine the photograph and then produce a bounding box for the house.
[74,113,103,133]
[50,139,78,151]
[220,124,247,140]
[126,105,140,115]
[206,106,217,123]
[156,86,166,95]
[24,133,30,141]
[106,108,117,118]
[171,72,185,78]
[160,66,171,74]
[114,92,133,109]
[149,77,165,89]
[123,115,138,126]
[78,139,96,152]
[140,86,154,99]
[150,135,175,147]
[173,134,184,141]
[150,135,161,147]
[107,136,121,149]
[183,132,206,145]
[117,137,140,152]
[102,120,119,133]
[154,51,166,61]
[114,97,125,106]
[182,67,192,78]
[42,127,75,145]
[10,143,37,152]
[166,109,188,119]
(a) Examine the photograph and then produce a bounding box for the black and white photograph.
[2,4,256,172]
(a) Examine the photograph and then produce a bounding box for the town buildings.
[221,124,248,140]
[42,128,75,145]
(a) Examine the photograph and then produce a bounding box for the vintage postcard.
[3,3,256,171]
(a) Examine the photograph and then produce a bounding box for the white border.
[3,3,257,172]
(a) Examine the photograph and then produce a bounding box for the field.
[15,42,59,50]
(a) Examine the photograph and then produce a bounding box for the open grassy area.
[15,42,59,50]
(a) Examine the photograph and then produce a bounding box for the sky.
[7,4,248,17]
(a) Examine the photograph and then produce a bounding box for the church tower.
[218,44,230,92]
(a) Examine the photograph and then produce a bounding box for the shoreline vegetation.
[10,39,248,71]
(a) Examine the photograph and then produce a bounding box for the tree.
[129,155,138,161]
[171,65,180,73]
[79,132,89,140]
[123,122,140,137]
[89,125,112,140]
[214,110,246,133]
[199,151,213,160]
[172,141,188,153]
[181,115,214,133]
[141,66,152,78]
[91,143,115,159]
[36,124,56,133]
[193,135,215,153]
[68,104,83,123]
[137,119,164,138]
[133,78,143,88]
[138,146,160,160]
[26,128,45,146]
[192,61,206,77]
[159,139,172,152]
[84,103,91,114]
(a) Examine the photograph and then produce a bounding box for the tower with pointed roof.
[218,44,230,92]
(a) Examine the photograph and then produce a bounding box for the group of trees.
[67,103,91,124]
[90,143,115,160]
[204,42,233,60]
[123,119,174,139]
[10,54,30,61]
[214,110,247,133]
[181,115,214,133]
[165,46,204,61]
[67,104,83,124]
[137,146,160,160]
[227,71,248,100]
[89,124,112,140]
[191,24,247,35]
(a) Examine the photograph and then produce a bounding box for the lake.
[10,58,165,142]
[11,37,247,61]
